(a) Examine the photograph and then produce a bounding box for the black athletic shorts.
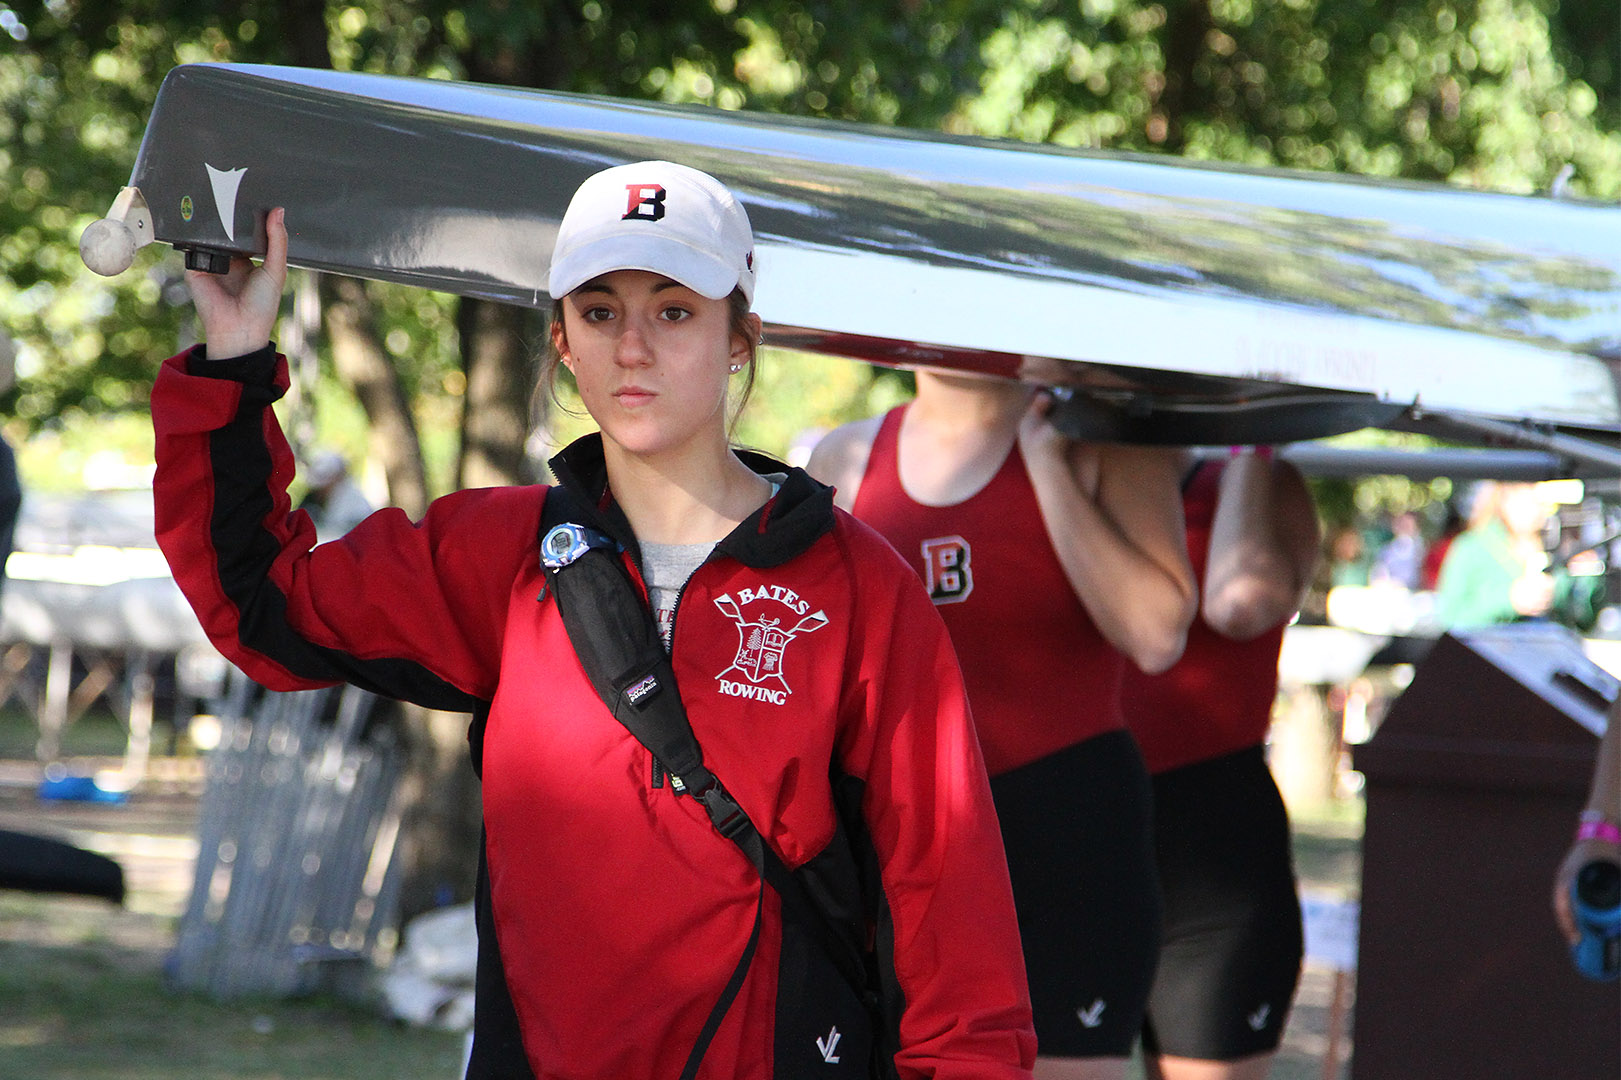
[989,729,1161,1058]
[1140,744,1304,1062]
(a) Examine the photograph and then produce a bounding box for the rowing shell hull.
[124,63,1621,444]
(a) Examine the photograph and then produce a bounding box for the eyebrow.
[576,276,686,296]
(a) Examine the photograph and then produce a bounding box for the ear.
[730,313,763,367]
[551,316,574,374]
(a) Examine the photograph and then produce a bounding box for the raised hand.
[185,206,288,360]
[1018,389,1101,499]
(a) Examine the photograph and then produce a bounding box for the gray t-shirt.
[641,540,715,650]
[639,476,784,649]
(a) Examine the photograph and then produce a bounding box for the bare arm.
[1018,397,1196,674]
[1554,696,1621,943]
[1202,452,1322,641]
[803,415,882,512]
[1586,699,1621,828]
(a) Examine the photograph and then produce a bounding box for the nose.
[614,321,653,366]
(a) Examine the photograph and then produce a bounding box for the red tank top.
[1122,461,1286,774]
[851,406,1125,776]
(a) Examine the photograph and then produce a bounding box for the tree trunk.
[388,704,484,916]
[319,275,431,518]
[321,276,484,920]
[1155,0,1215,153]
[445,22,575,492]
[279,0,332,72]
[456,298,543,488]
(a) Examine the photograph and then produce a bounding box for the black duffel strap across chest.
[535,486,875,1078]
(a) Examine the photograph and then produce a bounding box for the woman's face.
[553,270,754,462]
[1498,483,1549,539]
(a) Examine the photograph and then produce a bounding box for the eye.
[658,305,693,323]
[581,305,615,323]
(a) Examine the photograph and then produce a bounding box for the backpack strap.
[536,488,871,1062]
[538,487,730,823]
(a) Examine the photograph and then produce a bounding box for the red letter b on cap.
[623,184,667,221]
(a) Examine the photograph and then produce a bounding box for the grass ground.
[0,925,467,1080]
[0,705,1360,1079]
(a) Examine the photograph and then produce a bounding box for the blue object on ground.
[37,774,128,804]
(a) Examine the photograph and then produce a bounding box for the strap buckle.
[697,783,751,840]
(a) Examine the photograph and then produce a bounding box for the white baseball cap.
[547,160,757,304]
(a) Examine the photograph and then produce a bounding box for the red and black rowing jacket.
[152,345,1035,1080]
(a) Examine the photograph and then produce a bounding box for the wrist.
[1577,810,1621,845]
[204,334,271,361]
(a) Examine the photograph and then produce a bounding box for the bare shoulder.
[1096,441,1187,476]
[1088,441,1187,509]
[804,414,885,511]
[1271,458,1324,551]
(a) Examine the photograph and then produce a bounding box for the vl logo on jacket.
[714,588,827,703]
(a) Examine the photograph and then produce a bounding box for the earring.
[729,363,742,373]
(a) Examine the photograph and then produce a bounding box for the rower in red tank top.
[1125,460,1286,775]
[1121,450,1321,1080]
[810,369,1198,1079]
[850,405,1126,776]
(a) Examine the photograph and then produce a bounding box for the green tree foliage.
[1,5,175,431]
[0,2,459,469]
[0,0,980,475]
[953,0,1619,198]
[2,0,1616,468]
[942,0,1618,551]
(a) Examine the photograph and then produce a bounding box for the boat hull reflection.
[123,64,1621,444]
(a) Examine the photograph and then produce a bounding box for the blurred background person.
[1434,480,1603,631]
[1419,500,1465,593]
[1369,509,1425,592]
[298,449,374,543]
[1325,525,1368,589]
[1435,481,1555,628]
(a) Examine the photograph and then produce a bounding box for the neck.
[601,437,769,545]
[895,370,1031,506]
[912,369,1031,435]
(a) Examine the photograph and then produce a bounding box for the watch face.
[542,524,586,568]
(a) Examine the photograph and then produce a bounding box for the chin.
[596,408,727,461]
[599,424,691,460]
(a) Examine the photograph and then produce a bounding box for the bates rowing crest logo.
[714,587,827,704]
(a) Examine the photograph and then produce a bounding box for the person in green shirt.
[1435,481,1597,630]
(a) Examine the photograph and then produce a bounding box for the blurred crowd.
[1319,480,1618,639]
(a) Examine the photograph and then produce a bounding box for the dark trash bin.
[1351,622,1620,1080]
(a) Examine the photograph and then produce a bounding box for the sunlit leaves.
[952,0,1619,199]
[0,0,1615,481]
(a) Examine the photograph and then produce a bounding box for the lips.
[612,385,656,406]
